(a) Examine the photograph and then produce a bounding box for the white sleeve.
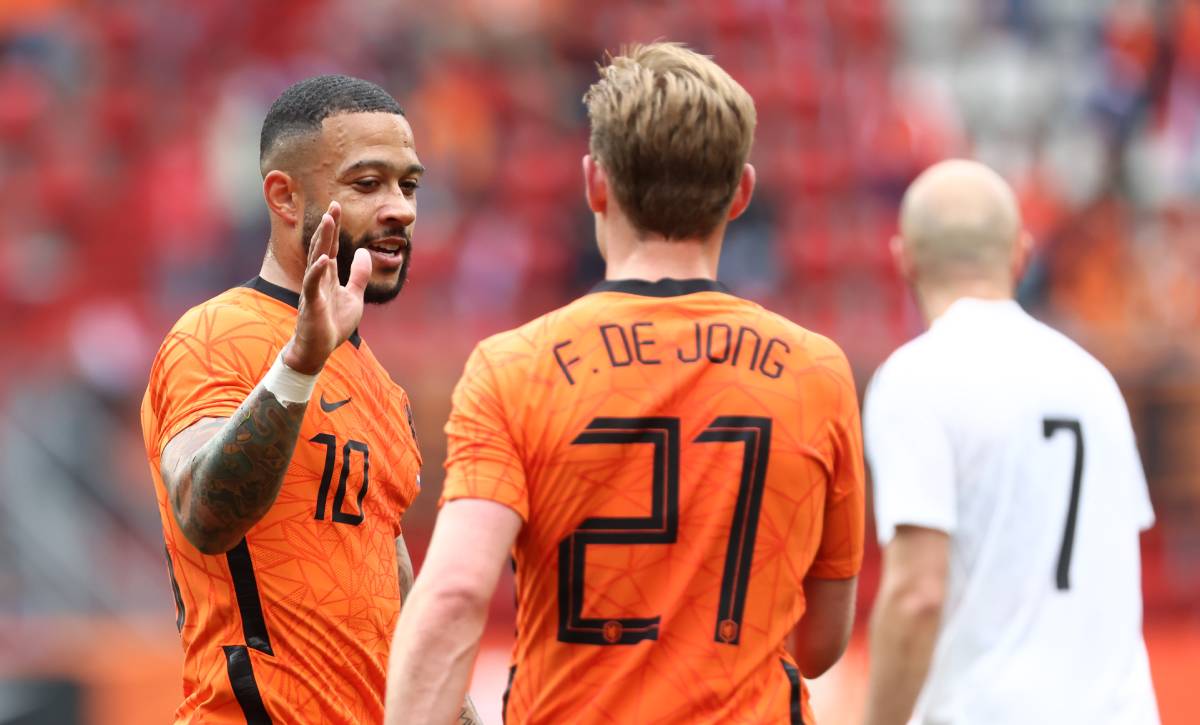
[1109,377,1155,532]
[864,355,957,545]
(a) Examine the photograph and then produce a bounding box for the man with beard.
[141,75,478,724]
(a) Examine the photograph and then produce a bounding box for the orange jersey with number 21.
[442,278,865,724]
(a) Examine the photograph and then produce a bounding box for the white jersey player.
[862,160,1159,725]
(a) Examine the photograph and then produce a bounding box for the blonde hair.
[584,42,757,240]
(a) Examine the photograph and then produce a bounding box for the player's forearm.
[172,385,308,554]
[792,575,858,678]
[793,626,849,678]
[385,583,489,725]
[862,588,942,725]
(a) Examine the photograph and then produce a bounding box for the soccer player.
[141,75,478,723]
[385,43,865,724]
[862,160,1159,724]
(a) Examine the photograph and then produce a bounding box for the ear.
[1011,230,1034,282]
[583,154,607,214]
[726,163,757,221]
[263,170,301,227]
[890,235,916,283]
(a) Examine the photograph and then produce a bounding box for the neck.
[605,241,719,281]
[602,212,723,281]
[258,238,303,293]
[917,279,1014,325]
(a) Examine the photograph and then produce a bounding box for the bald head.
[899,159,1023,286]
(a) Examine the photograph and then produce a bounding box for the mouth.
[366,236,407,256]
[364,236,408,269]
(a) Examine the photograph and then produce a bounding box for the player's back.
[866,298,1157,723]
[443,279,864,724]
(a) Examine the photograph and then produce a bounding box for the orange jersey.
[141,277,421,724]
[442,278,865,724]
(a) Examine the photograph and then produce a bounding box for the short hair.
[583,42,757,240]
[259,74,404,172]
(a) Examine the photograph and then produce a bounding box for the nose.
[378,185,416,229]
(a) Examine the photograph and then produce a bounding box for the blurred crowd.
[1,0,1198,627]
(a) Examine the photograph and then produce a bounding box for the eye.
[401,180,420,196]
[353,178,381,192]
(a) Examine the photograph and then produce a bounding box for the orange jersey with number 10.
[442,278,865,724]
[141,277,421,724]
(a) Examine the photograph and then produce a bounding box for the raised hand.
[281,201,373,375]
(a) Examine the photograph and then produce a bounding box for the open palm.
[285,202,372,375]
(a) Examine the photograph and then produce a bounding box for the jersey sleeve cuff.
[807,558,863,579]
[876,516,954,545]
[158,401,244,453]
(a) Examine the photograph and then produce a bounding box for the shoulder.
[471,297,598,366]
[1027,315,1107,367]
[1024,315,1126,399]
[164,287,286,345]
[746,301,854,376]
[151,287,288,378]
[873,331,938,382]
[863,331,944,410]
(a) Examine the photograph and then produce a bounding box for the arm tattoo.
[166,386,307,553]
[396,538,416,603]
[459,696,482,725]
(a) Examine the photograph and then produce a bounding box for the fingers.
[306,201,342,269]
[306,214,332,269]
[344,247,373,299]
[302,254,333,301]
[327,201,341,263]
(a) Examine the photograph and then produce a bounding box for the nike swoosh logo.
[319,395,352,413]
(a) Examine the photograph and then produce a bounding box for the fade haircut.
[259,74,404,175]
[584,42,757,240]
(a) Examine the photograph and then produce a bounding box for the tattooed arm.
[458,697,483,724]
[458,698,483,724]
[159,201,372,555]
[160,389,307,554]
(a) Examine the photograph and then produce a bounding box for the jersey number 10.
[310,433,370,526]
[557,416,771,646]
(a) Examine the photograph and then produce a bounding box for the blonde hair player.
[386,42,865,724]
[862,159,1159,724]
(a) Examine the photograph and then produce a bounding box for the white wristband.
[262,353,318,404]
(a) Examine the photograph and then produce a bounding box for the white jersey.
[864,298,1158,725]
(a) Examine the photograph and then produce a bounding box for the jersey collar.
[241,276,362,349]
[590,278,730,298]
[933,297,1024,329]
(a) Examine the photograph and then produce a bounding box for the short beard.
[301,209,410,304]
